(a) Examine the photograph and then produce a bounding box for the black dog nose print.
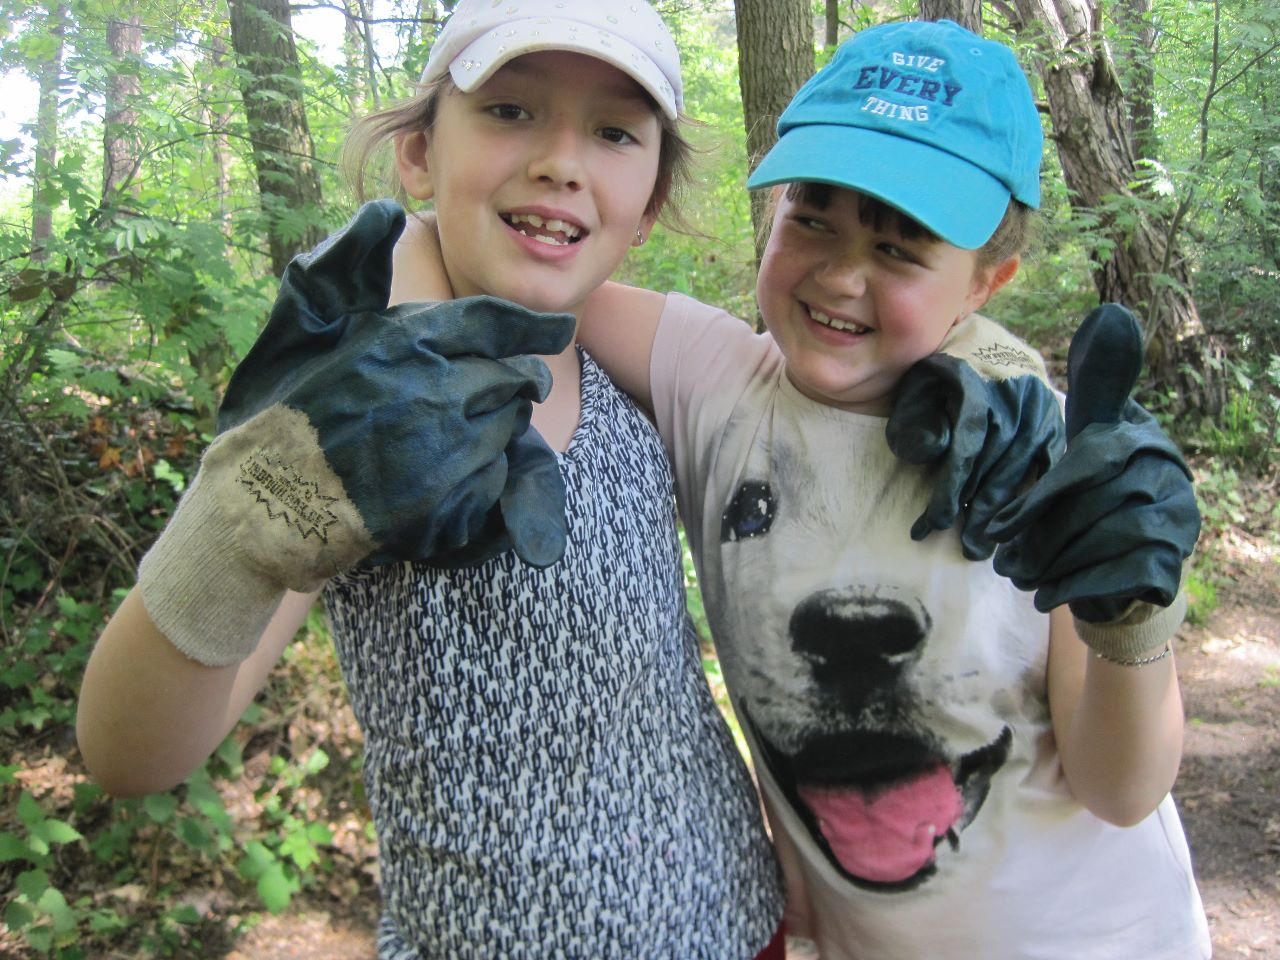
[721,480,775,543]
[790,592,929,692]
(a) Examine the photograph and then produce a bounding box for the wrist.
[1072,592,1188,662]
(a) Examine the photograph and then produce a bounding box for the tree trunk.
[825,0,839,51]
[227,0,326,278]
[734,0,814,311]
[1111,0,1158,161]
[1010,0,1222,414]
[102,13,143,204]
[920,0,982,32]
[31,4,67,263]
[207,36,235,242]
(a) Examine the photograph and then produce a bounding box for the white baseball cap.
[421,0,683,120]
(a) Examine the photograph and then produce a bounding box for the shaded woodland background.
[1,0,1277,955]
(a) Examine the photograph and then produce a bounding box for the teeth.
[508,212,581,240]
[811,308,868,334]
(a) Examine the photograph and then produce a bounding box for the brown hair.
[342,74,697,231]
[768,181,1036,269]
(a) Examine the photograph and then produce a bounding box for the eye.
[720,480,776,543]
[790,213,828,232]
[877,240,915,262]
[488,102,530,121]
[599,125,637,145]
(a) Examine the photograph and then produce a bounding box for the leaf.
[31,818,82,846]
[143,793,179,824]
[35,886,76,934]
[17,868,50,901]
[16,791,43,828]
[256,862,296,914]
[4,898,35,932]
[0,831,32,862]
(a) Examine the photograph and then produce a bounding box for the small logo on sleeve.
[973,342,1038,373]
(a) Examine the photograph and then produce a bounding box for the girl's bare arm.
[1047,605,1185,826]
[76,587,319,797]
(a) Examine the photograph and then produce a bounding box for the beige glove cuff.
[1072,591,1188,661]
[138,471,288,666]
[137,405,376,666]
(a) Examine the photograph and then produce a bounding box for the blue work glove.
[987,304,1200,658]
[886,315,1066,560]
[138,199,575,665]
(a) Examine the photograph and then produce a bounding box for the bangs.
[783,182,940,244]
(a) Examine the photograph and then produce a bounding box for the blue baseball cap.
[747,20,1043,250]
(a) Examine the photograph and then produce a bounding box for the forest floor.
[4,486,1276,959]
[217,512,1280,959]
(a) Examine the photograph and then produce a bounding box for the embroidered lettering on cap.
[860,95,928,122]
[853,61,961,106]
[892,52,945,71]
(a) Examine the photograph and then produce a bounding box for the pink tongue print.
[798,764,964,883]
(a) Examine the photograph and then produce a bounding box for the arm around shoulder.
[76,586,316,797]
[577,281,666,412]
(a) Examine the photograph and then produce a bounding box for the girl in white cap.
[78,2,785,957]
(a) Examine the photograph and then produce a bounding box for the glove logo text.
[972,342,1037,373]
[237,449,340,543]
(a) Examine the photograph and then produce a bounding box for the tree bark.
[1011,0,1221,413]
[920,0,983,32]
[103,13,143,203]
[32,4,67,263]
[227,0,326,278]
[734,0,814,297]
[825,0,839,51]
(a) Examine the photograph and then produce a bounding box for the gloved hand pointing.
[987,304,1201,659]
[139,200,575,666]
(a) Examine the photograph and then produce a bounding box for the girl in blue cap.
[77,1,786,957]
[569,18,1210,960]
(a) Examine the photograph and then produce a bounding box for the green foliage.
[1,1,1277,955]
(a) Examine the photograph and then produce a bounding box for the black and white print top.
[323,350,784,960]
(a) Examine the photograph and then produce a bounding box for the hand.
[987,305,1200,653]
[885,317,1066,560]
[139,200,575,665]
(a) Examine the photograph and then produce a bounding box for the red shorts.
[753,920,786,960]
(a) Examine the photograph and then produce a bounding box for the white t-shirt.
[650,293,1211,960]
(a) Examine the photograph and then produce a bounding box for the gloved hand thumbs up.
[987,305,1200,639]
[1063,303,1144,439]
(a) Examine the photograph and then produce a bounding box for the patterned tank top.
[323,350,783,959]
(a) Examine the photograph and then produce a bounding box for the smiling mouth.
[809,306,870,335]
[502,212,585,246]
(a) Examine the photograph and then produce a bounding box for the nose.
[815,250,868,299]
[790,590,929,696]
[527,121,585,191]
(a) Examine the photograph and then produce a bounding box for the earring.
[633,228,645,247]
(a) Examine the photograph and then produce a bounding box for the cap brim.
[746,124,1010,250]
[446,20,678,120]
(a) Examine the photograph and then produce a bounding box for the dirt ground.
[1176,526,1280,958]
[224,528,1280,960]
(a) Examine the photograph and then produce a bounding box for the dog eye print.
[720,479,775,542]
[718,478,1013,892]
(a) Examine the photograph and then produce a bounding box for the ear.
[962,255,1020,318]
[395,130,435,201]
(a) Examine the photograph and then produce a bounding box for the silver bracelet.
[1094,643,1172,667]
